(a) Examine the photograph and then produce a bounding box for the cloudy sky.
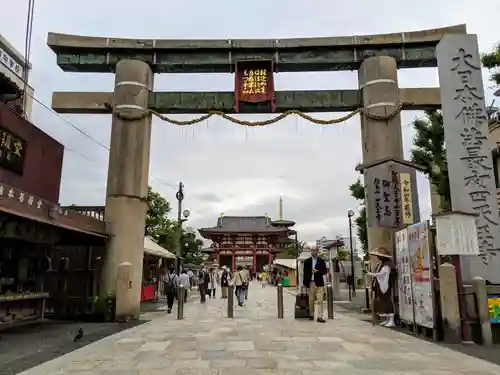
[3,0,500,245]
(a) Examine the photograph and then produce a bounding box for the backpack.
[164,274,175,293]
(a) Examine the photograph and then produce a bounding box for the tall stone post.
[102,59,154,319]
[358,56,405,253]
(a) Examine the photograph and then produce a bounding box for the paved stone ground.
[18,282,500,375]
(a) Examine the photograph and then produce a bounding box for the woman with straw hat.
[363,247,397,328]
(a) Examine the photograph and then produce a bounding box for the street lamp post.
[348,210,356,298]
[175,182,190,274]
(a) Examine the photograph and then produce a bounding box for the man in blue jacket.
[303,247,327,323]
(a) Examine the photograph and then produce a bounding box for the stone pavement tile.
[233,350,271,359]
[317,336,344,343]
[169,359,211,371]
[134,358,174,370]
[246,358,278,369]
[276,359,317,370]
[226,341,254,350]
[95,359,139,371]
[210,359,247,368]
[167,341,199,351]
[198,341,225,351]
[116,337,145,344]
[138,341,172,351]
[254,341,287,351]
[200,350,235,360]
[311,360,352,370]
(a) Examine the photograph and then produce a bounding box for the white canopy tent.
[143,236,176,259]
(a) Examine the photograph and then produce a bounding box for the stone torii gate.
[47,24,466,318]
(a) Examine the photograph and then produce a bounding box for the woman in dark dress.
[364,247,397,327]
[220,266,229,299]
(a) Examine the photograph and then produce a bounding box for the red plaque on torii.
[234,60,276,113]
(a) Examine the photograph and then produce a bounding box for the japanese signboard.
[234,60,275,112]
[0,126,26,174]
[0,183,108,237]
[437,34,500,283]
[365,160,420,229]
[395,221,435,328]
[399,173,414,224]
[0,48,24,78]
[408,221,434,328]
[396,228,415,324]
[435,212,479,256]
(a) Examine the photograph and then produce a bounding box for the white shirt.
[187,270,193,278]
[179,273,191,288]
[311,256,317,273]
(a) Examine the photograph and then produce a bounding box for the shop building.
[0,34,33,120]
[0,102,108,329]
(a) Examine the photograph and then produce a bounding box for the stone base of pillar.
[102,196,147,320]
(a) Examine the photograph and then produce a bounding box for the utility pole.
[348,210,356,297]
[176,182,184,274]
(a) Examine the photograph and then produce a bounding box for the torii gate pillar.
[102,59,154,319]
[358,56,405,255]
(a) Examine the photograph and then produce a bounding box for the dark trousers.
[199,284,206,302]
[209,288,216,298]
[166,292,175,310]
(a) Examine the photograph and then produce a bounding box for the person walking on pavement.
[187,269,194,290]
[233,265,249,306]
[163,266,178,314]
[208,268,218,298]
[220,266,229,298]
[178,269,190,302]
[364,247,397,328]
[303,246,327,323]
[198,266,209,303]
[243,266,250,300]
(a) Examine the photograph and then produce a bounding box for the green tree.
[482,43,500,88]
[348,179,368,256]
[180,231,204,265]
[278,240,306,259]
[146,186,177,251]
[409,110,451,211]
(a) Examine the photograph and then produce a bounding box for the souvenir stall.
[141,236,175,302]
[0,236,50,330]
[272,259,297,287]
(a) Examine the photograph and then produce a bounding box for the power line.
[26,92,178,191]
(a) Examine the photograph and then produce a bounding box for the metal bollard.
[227,285,234,318]
[277,283,284,319]
[326,283,334,319]
[177,285,184,320]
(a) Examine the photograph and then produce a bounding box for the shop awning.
[144,236,176,259]
[273,258,297,270]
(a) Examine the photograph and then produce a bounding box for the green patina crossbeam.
[47,25,466,73]
[51,88,440,114]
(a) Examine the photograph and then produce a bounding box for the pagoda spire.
[279,196,283,220]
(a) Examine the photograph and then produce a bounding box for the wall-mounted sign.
[0,126,26,174]
[400,173,414,224]
[235,256,253,264]
[0,48,24,78]
[488,295,500,324]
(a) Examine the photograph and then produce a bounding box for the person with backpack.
[163,267,178,314]
[363,247,397,328]
[232,265,249,306]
